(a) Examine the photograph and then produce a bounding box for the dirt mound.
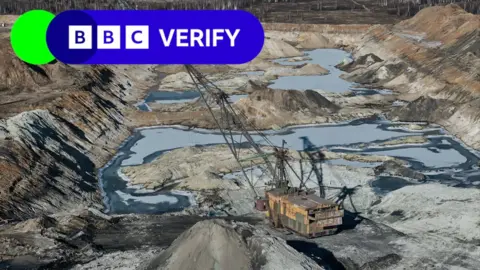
[248,89,339,114]
[296,32,333,49]
[388,96,457,123]
[258,38,303,59]
[397,4,480,44]
[0,37,134,102]
[0,209,217,269]
[227,89,340,128]
[374,160,426,181]
[140,219,251,270]
[337,53,383,72]
[140,219,324,270]
[243,79,268,93]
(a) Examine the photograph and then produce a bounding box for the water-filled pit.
[100,119,479,214]
[135,48,391,112]
[102,49,478,214]
[269,49,391,95]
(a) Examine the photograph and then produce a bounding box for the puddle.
[135,91,200,111]
[145,91,200,104]
[136,90,247,111]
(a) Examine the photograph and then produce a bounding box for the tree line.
[377,0,480,15]
[0,0,256,14]
[1,0,478,17]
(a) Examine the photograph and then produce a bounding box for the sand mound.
[232,89,339,128]
[140,219,324,270]
[297,32,333,49]
[142,220,251,270]
[247,89,339,114]
[258,38,303,59]
[337,53,383,72]
[397,4,480,44]
[388,96,457,123]
[243,80,268,93]
[374,160,426,181]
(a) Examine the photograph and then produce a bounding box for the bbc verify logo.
[69,25,149,49]
[45,10,264,64]
[69,25,241,50]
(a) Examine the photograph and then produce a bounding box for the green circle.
[10,10,55,65]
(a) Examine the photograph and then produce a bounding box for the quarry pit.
[1,4,480,270]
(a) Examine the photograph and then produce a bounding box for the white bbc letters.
[125,26,149,49]
[97,26,121,49]
[68,25,149,49]
[69,25,92,49]
[67,25,239,49]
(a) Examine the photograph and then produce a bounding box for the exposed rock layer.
[341,4,480,147]
[0,41,156,220]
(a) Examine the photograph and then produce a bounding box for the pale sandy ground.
[0,15,18,25]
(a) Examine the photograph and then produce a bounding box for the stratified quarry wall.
[0,41,157,220]
[340,4,480,148]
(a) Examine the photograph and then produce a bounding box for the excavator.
[114,0,359,237]
[185,64,357,237]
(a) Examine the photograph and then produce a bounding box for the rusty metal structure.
[185,64,345,237]
[266,188,344,237]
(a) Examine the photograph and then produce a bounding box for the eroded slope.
[339,4,480,147]
[0,39,156,220]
